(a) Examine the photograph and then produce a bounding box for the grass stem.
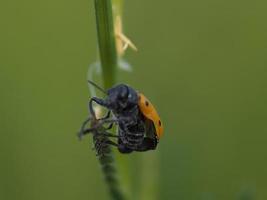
[93,0,126,200]
[94,0,117,89]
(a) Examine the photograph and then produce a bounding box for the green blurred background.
[1,0,267,199]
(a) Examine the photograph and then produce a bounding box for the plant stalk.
[94,0,135,199]
[94,0,117,89]
[94,0,125,200]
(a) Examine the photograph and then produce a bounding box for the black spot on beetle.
[145,101,149,106]
[158,120,161,126]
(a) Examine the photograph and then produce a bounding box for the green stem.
[94,0,117,89]
[94,0,125,200]
[93,131,124,200]
[94,1,133,200]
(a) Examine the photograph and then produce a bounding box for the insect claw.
[77,131,84,141]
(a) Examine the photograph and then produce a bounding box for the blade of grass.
[94,0,117,89]
[93,0,131,199]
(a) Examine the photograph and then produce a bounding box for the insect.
[79,81,163,153]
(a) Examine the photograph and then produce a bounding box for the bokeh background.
[1,0,267,199]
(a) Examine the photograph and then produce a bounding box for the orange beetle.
[80,81,163,153]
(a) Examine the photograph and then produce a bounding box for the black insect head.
[105,84,138,114]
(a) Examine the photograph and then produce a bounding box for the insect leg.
[100,110,111,120]
[117,138,133,154]
[94,138,119,155]
[105,122,113,130]
[104,140,119,147]
[100,111,114,130]
[95,130,120,139]
[78,117,92,140]
[99,118,119,124]
[134,137,158,152]
[89,97,108,118]
[82,118,118,132]
[80,118,118,137]
[103,132,119,138]
[78,126,100,140]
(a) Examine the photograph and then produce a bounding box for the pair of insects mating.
[79,81,163,154]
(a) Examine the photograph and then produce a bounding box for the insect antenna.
[88,80,108,95]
